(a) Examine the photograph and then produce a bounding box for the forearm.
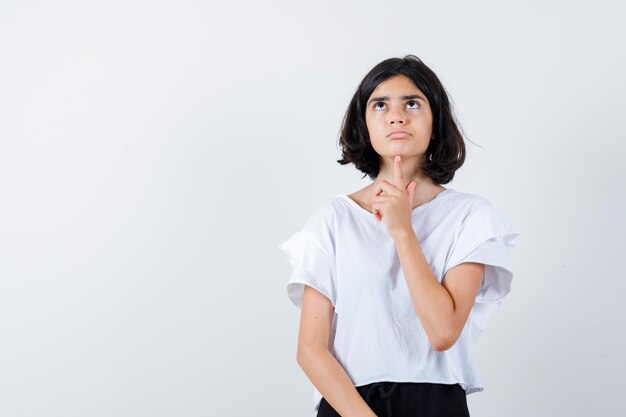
[394,231,455,350]
[297,346,376,417]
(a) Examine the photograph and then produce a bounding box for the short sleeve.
[443,203,520,340]
[444,203,520,304]
[277,206,337,310]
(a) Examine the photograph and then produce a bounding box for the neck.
[372,157,444,205]
[374,156,432,188]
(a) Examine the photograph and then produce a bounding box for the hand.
[372,155,417,240]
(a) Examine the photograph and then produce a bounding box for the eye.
[373,102,386,110]
[407,100,420,109]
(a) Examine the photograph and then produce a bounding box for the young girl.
[278,55,519,417]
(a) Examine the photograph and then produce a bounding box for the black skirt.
[316,381,470,417]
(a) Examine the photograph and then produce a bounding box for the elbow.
[296,348,308,366]
[430,331,459,352]
[296,344,324,366]
[431,339,453,352]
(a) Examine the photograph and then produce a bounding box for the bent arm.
[296,285,376,417]
[394,231,484,351]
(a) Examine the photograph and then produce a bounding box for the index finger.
[394,155,406,188]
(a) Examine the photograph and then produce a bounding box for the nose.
[387,105,405,125]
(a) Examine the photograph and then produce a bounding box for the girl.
[278,55,519,417]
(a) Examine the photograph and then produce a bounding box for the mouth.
[387,131,410,139]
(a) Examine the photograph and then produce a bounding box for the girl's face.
[365,75,434,162]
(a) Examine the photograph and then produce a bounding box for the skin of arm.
[393,232,484,351]
[372,155,484,351]
[296,285,377,417]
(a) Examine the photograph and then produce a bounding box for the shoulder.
[300,196,351,240]
[444,189,495,221]
[299,197,347,256]
[446,189,519,239]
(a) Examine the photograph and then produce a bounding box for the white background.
[1,1,624,416]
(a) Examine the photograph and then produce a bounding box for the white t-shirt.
[278,188,520,413]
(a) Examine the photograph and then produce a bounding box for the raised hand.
[372,155,417,240]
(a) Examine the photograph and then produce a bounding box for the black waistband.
[356,381,463,417]
[361,382,398,417]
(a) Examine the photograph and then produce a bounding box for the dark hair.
[337,54,467,184]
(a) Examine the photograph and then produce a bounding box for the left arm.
[372,155,485,352]
[394,230,484,351]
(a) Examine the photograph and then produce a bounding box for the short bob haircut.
[337,55,466,184]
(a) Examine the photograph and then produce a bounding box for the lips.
[387,130,410,138]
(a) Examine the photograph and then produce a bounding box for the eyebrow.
[367,94,426,106]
